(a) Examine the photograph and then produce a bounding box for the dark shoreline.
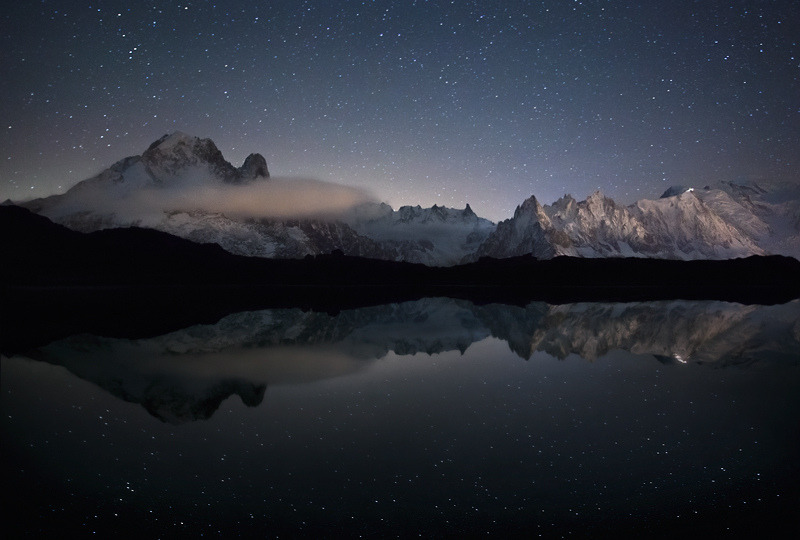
[2,205,799,353]
[3,273,799,356]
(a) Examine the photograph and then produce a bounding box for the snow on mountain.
[694,181,800,259]
[472,187,773,261]
[547,191,649,257]
[631,190,763,258]
[19,132,496,264]
[20,132,399,261]
[468,195,557,260]
[154,210,392,259]
[685,187,770,241]
[23,132,271,225]
[15,131,799,264]
[345,202,495,265]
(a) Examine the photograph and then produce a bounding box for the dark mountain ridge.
[2,204,800,354]
[4,204,798,294]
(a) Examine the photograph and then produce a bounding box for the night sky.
[2,0,798,221]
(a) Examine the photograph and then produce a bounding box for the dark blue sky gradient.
[2,0,798,220]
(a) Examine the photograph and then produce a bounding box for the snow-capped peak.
[660,185,695,198]
[513,195,551,226]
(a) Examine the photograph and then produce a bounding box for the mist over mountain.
[343,202,495,265]
[14,132,800,264]
[22,132,375,223]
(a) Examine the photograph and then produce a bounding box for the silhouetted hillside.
[2,204,799,353]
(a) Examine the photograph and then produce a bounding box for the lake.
[2,298,799,537]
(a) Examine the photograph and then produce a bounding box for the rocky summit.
[141,131,270,184]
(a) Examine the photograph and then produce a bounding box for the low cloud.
[38,176,377,223]
[139,177,377,220]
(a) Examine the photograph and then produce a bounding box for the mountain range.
[12,132,799,265]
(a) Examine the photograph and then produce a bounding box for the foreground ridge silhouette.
[2,204,799,353]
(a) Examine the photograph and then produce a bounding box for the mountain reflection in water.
[3,297,799,538]
[21,298,800,424]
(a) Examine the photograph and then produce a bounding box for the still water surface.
[3,299,799,537]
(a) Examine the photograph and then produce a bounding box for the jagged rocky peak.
[430,203,447,218]
[142,131,269,184]
[581,190,623,221]
[144,131,225,166]
[585,189,614,208]
[397,205,423,222]
[548,195,578,223]
[143,132,224,177]
[514,195,538,217]
[551,194,577,210]
[239,153,269,179]
[391,203,482,224]
[513,194,550,225]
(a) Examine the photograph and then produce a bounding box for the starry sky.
[2,0,798,221]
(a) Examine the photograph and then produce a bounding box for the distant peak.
[553,194,576,206]
[518,194,540,209]
[143,132,224,167]
[138,133,269,184]
[239,153,270,179]
[514,195,544,219]
[586,189,606,202]
[660,185,694,198]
